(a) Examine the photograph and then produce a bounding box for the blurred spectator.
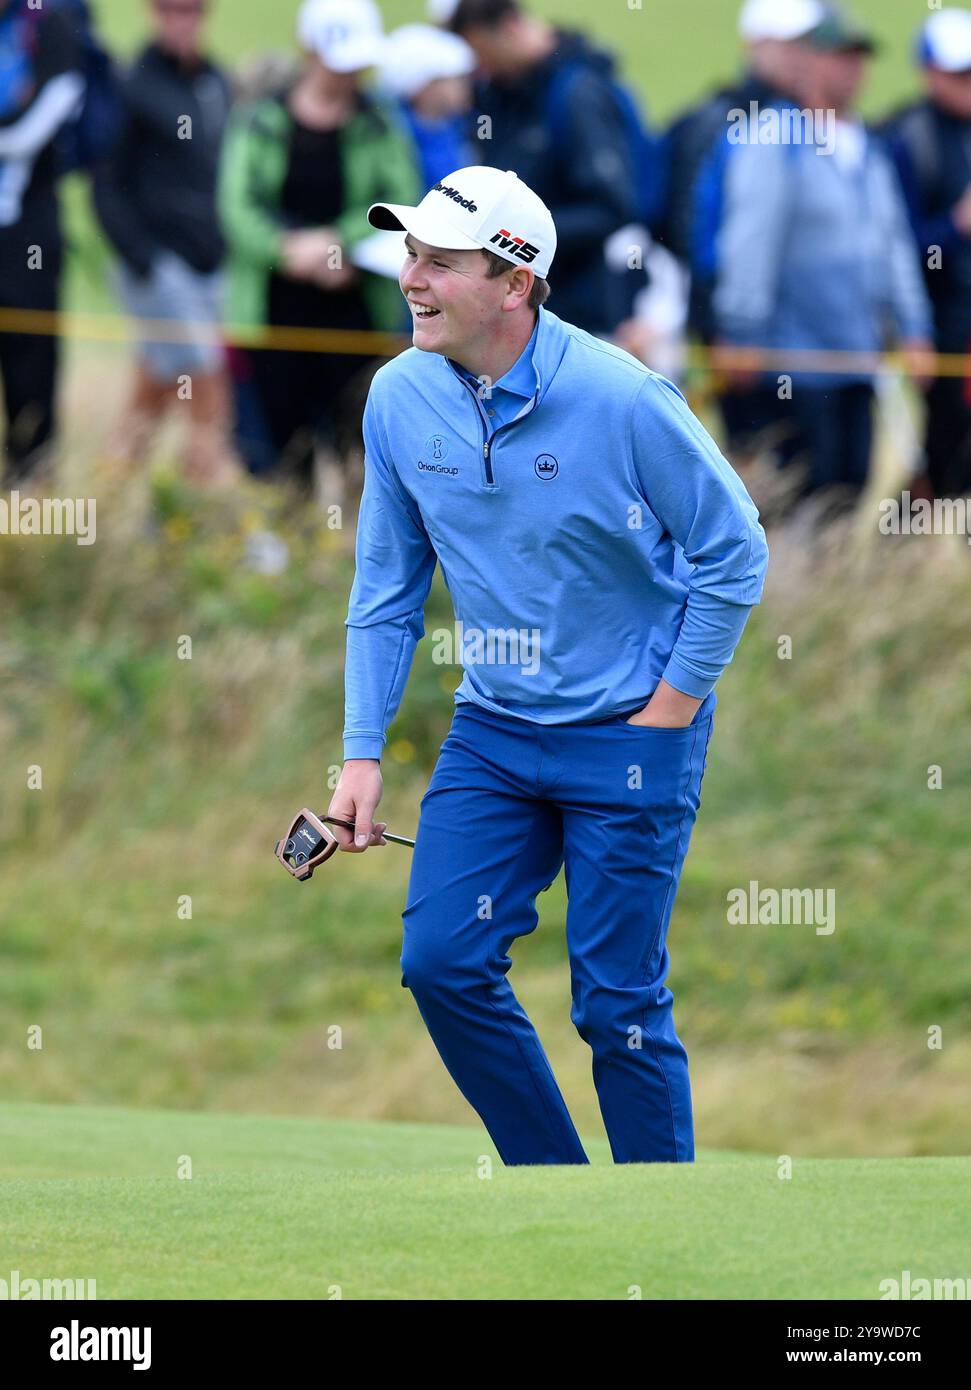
[0,0,83,485]
[713,9,933,511]
[650,0,824,468]
[378,24,475,192]
[885,8,971,500]
[218,0,420,495]
[445,0,650,338]
[94,0,238,487]
[658,0,825,326]
[48,1,121,176]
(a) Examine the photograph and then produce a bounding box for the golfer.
[329,166,769,1165]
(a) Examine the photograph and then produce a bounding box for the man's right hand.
[327,759,387,852]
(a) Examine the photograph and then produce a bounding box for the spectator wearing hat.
[639,0,825,471]
[884,8,971,500]
[444,0,647,339]
[93,0,239,488]
[218,0,421,489]
[657,0,825,298]
[713,8,934,511]
[378,24,475,194]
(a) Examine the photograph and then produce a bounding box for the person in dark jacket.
[0,0,83,484]
[93,0,238,486]
[884,8,971,500]
[445,0,643,338]
[651,0,824,467]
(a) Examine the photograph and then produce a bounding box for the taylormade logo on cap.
[367,166,557,278]
[433,182,479,213]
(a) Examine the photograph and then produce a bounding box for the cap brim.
[366,201,484,252]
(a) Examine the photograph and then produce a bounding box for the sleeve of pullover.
[630,373,769,698]
[342,386,439,760]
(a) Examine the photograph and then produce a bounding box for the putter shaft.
[323,815,415,848]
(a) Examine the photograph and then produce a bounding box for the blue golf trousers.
[400,689,716,1165]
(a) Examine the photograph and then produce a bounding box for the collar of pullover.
[439,305,571,415]
[447,314,539,403]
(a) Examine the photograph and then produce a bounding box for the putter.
[275,807,415,882]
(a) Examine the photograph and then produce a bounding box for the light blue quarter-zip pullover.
[343,306,769,761]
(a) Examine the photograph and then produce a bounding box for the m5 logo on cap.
[489,229,540,264]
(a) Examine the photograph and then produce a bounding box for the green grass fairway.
[1,1103,967,1299]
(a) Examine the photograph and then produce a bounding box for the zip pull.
[483,441,490,459]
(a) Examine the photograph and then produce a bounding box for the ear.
[502,265,533,310]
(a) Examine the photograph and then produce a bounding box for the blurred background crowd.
[2,0,971,526]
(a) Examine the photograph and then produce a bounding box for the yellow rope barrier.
[0,304,963,377]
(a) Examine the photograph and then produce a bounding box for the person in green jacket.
[218,0,421,490]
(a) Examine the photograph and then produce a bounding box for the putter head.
[275,808,341,881]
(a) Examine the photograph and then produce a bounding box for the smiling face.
[400,232,530,365]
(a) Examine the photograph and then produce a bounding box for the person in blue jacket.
[378,23,475,193]
[712,9,934,510]
[328,165,769,1166]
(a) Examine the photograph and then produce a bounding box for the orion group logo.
[425,433,449,462]
[419,433,458,476]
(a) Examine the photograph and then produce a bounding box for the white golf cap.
[368,165,557,278]
[380,24,475,100]
[919,8,971,72]
[297,0,386,74]
[738,0,825,42]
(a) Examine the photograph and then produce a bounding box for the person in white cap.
[325,165,769,1167]
[656,0,825,287]
[218,0,421,489]
[647,0,825,469]
[884,8,971,500]
[378,24,476,192]
[713,6,933,516]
